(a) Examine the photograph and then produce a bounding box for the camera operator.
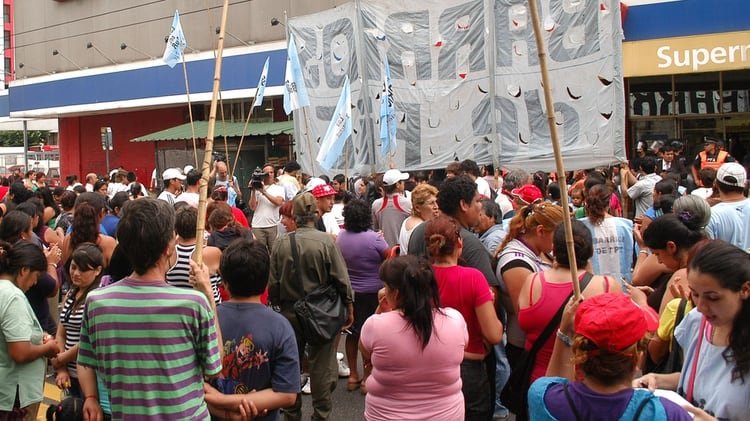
[209,158,242,207]
[249,164,285,251]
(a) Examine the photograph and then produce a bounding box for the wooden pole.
[301,107,316,176]
[194,0,229,266]
[181,57,199,167]
[527,0,581,300]
[231,103,257,176]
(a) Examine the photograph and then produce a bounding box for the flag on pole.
[316,76,352,172]
[283,34,310,115]
[163,10,187,68]
[252,57,270,109]
[380,55,397,156]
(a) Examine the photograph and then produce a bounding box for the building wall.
[13,0,346,76]
[59,107,184,181]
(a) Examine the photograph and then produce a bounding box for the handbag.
[500,272,593,421]
[289,232,347,346]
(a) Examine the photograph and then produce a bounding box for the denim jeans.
[493,336,511,417]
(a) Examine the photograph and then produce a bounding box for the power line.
[13,0,253,49]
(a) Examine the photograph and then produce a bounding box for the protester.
[398,183,438,255]
[0,240,59,419]
[359,255,467,420]
[205,238,299,420]
[371,169,412,247]
[268,192,354,421]
[337,199,388,394]
[76,198,224,420]
[518,220,621,383]
[52,243,103,398]
[426,215,503,420]
[531,294,690,420]
[634,240,750,420]
[705,162,750,251]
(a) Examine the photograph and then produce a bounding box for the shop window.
[674,72,720,115]
[629,75,672,117]
[722,70,750,114]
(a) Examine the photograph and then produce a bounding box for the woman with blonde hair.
[398,183,439,255]
[495,202,564,363]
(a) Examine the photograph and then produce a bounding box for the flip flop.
[346,380,361,391]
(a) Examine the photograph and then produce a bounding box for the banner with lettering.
[287,0,626,175]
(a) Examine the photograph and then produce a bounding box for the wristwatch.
[556,329,574,347]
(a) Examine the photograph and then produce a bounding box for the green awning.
[130,120,294,142]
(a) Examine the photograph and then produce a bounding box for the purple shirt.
[336,229,388,293]
[542,380,692,421]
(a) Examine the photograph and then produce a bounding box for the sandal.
[346,380,361,392]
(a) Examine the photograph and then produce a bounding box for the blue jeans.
[493,336,510,417]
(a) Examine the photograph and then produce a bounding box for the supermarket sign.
[623,30,750,77]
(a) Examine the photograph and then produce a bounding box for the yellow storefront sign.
[623,30,750,77]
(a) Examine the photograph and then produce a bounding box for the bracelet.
[556,329,574,347]
[85,395,98,401]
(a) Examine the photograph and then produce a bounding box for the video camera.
[250,166,268,190]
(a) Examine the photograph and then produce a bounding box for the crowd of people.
[0,138,749,421]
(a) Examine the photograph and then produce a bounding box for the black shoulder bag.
[501,272,594,421]
[289,232,347,346]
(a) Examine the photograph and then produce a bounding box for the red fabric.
[231,206,249,228]
[432,265,493,355]
[518,272,577,382]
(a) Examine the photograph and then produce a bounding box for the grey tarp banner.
[288,0,626,176]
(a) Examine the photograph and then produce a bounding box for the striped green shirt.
[78,279,222,420]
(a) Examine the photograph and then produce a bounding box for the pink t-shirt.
[360,308,467,421]
[432,265,494,355]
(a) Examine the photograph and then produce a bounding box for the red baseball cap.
[311,183,336,198]
[574,293,658,354]
[511,184,543,205]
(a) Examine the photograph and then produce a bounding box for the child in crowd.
[204,238,299,421]
[569,187,585,213]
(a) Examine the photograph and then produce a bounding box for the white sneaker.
[337,354,350,377]
[301,376,311,395]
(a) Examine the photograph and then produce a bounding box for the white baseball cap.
[716,162,747,187]
[162,168,186,181]
[383,169,409,186]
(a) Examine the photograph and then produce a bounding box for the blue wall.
[624,0,750,41]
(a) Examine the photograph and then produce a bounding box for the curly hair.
[410,184,438,218]
[573,336,648,386]
[71,192,107,252]
[688,240,750,384]
[437,175,476,217]
[342,199,372,233]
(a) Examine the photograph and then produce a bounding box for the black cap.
[704,136,719,145]
[284,161,301,172]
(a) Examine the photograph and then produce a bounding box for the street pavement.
[39,341,367,420]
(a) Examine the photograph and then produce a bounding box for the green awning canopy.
[130,120,294,142]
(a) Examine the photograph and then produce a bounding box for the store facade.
[623,0,750,164]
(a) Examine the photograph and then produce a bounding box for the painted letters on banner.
[287,0,626,175]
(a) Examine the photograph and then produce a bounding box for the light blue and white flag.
[283,34,310,115]
[380,55,397,156]
[316,76,352,172]
[252,57,270,108]
[163,10,187,68]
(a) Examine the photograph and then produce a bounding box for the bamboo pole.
[527,0,581,300]
[195,0,229,266]
[180,57,199,167]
